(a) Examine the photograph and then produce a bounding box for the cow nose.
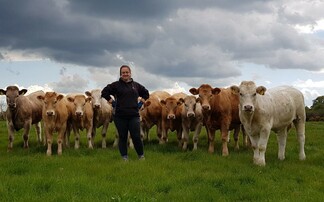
[202,105,210,111]
[8,103,16,108]
[244,105,253,111]
[167,114,176,119]
[47,111,54,116]
[76,111,83,116]
[94,104,101,109]
[187,112,195,118]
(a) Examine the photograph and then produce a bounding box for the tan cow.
[37,92,70,155]
[189,84,243,156]
[139,90,171,143]
[85,89,114,148]
[178,95,203,151]
[0,86,44,150]
[160,92,187,146]
[67,94,94,149]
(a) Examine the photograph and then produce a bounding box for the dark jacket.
[101,78,149,118]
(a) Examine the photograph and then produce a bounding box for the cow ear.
[85,91,91,97]
[0,89,6,95]
[196,97,201,103]
[67,97,74,102]
[160,100,166,105]
[57,94,64,101]
[189,88,198,95]
[178,98,184,104]
[256,86,266,95]
[86,97,92,102]
[230,86,240,94]
[37,95,45,100]
[19,89,28,95]
[144,100,151,107]
[212,88,221,95]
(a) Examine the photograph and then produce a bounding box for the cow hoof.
[253,158,266,166]
[299,153,306,161]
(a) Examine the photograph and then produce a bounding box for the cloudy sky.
[1,0,324,107]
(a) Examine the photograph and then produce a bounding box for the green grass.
[0,121,323,201]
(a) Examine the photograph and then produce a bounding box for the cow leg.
[177,129,183,148]
[241,125,249,148]
[294,120,306,160]
[23,121,32,148]
[276,129,287,160]
[160,128,168,144]
[156,121,163,143]
[182,127,189,151]
[87,128,94,149]
[192,122,202,151]
[101,122,109,149]
[255,128,271,166]
[57,127,66,155]
[34,122,42,144]
[249,135,261,165]
[46,128,53,156]
[208,128,216,153]
[233,126,240,151]
[64,122,72,148]
[91,126,97,148]
[221,127,229,156]
[73,127,80,149]
[7,123,15,151]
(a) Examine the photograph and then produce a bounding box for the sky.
[1,0,324,107]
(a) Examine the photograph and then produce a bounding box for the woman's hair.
[119,65,131,76]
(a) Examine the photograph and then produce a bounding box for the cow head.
[68,95,91,117]
[161,97,182,120]
[0,86,27,110]
[189,84,221,111]
[85,89,101,109]
[179,96,199,118]
[37,92,64,117]
[230,81,266,113]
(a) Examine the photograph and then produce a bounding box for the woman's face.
[120,67,131,81]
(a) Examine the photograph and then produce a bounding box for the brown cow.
[139,90,171,143]
[85,89,114,148]
[37,92,70,155]
[179,95,203,151]
[67,94,94,149]
[160,92,187,146]
[190,84,243,156]
[0,86,44,150]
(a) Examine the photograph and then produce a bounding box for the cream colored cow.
[230,81,306,166]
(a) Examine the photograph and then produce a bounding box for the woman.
[101,65,149,161]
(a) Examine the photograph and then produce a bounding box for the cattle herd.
[0,81,307,166]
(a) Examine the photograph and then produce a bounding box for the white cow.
[230,81,306,166]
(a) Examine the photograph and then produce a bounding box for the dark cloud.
[0,0,324,90]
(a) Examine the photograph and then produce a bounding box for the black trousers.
[114,116,144,157]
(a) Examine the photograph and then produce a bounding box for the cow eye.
[253,93,257,96]
[239,93,243,96]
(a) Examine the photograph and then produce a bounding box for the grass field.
[0,120,323,201]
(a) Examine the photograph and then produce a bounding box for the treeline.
[306,95,324,121]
